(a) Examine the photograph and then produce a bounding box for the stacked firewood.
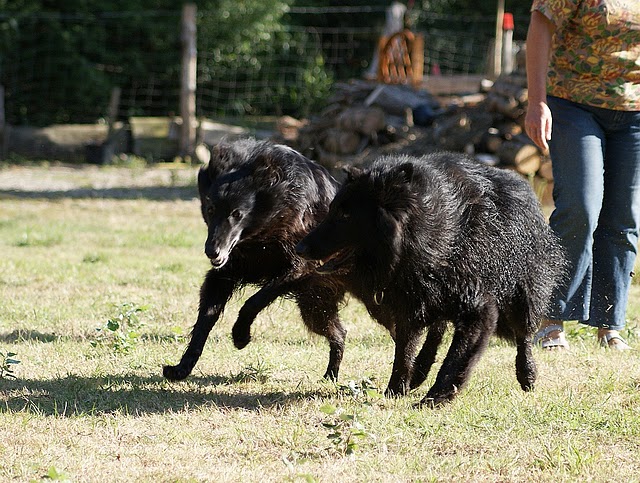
[274,80,441,170]
[430,72,552,182]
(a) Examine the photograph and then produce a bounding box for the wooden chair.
[377,29,424,87]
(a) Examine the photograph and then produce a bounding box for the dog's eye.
[231,209,243,220]
[206,206,215,216]
[338,210,351,220]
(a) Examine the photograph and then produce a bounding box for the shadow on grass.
[0,185,197,201]
[0,330,88,344]
[1,373,327,416]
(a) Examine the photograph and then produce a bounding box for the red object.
[503,12,514,30]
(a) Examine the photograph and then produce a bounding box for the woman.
[525,0,640,350]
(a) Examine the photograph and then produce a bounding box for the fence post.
[180,3,197,158]
[492,0,505,78]
[0,85,5,160]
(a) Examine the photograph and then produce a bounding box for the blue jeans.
[546,96,640,330]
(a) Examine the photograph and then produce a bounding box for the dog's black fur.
[296,152,565,406]
[163,139,347,382]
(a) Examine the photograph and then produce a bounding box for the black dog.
[296,152,565,406]
[163,139,347,382]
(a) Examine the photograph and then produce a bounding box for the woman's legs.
[589,109,640,331]
[541,98,640,348]
[546,96,605,323]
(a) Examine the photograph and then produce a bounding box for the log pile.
[273,80,441,170]
[430,72,552,182]
[272,68,553,206]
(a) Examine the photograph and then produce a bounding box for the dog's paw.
[383,383,409,398]
[322,369,339,382]
[420,386,458,407]
[163,364,190,381]
[417,396,450,408]
[232,325,251,350]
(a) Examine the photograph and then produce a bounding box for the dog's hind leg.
[296,289,347,381]
[409,320,447,390]
[420,302,498,406]
[513,302,538,391]
[500,295,538,392]
[515,336,537,391]
[232,277,298,350]
[163,269,236,381]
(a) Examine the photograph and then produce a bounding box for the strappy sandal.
[599,332,632,351]
[533,324,570,350]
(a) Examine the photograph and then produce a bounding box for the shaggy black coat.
[297,152,566,406]
[163,139,347,382]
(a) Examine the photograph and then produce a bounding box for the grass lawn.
[1,163,639,482]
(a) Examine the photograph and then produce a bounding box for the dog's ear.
[197,166,213,222]
[207,143,235,178]
[197,165,213,200]
[252,151,283,187]
[390,162,414,185]
[343,165,363,182]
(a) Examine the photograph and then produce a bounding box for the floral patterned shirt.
[531,0,640,110]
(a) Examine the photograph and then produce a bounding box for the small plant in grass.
[31,465,70,482]
[319,403,375,456]
[16,230,63,247]
[0,351,21,379]
[232,358,272,384]
[336,377,383,402]
[169,325,186,343]
[91,303,148,354]
[282,455,317,483]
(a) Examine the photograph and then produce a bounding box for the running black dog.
[296,152,565,406]
[163,139,347,382]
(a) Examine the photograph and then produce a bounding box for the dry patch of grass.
[1,169,640,482]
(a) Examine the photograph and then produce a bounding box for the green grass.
[1,169,640,482]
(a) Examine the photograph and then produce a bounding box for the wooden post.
[502,13,514,75]
[411,33,424,87]
[0,85,5,160]
[493,0,505,78]
[107,86,121,138]
[365,2,406,80]
[180,3,197,158]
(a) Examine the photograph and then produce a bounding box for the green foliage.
[91,302,148,354]
[319,402,375,456]
[0,0,335,124]
[32,466,71,482]
[336,377,382,402]
[0,351,21,379]
[0,0,532,125]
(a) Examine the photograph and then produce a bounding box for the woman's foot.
[534,321,569,350]
[598,329,632,350]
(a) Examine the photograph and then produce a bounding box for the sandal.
[533,324,570,350]
[599,332,632,351]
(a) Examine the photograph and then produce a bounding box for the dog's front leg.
[385,323,422,397]
[420,304,498,406]
[409,320,447,390]
[163,268,236,381]
[232,276,297,349]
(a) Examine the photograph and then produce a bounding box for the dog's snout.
[204,243,219,260]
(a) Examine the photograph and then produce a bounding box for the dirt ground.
[0,162,200,200]
[0,126,438,198]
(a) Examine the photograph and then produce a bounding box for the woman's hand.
[525,100,552,153]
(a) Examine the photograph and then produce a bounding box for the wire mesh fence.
[0,6,498,127]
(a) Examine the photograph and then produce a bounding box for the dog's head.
[196,141,288,268]
[296,160,419,275]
